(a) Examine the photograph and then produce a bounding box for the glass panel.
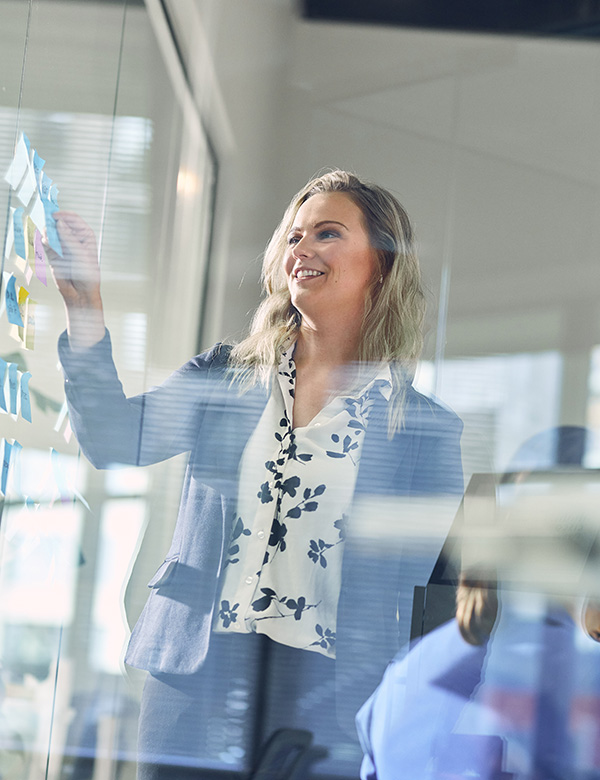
[1,2,215,779]
[4,2,600,779]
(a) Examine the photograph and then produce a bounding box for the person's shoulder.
[184,342,232,373]
[403,384,463,434]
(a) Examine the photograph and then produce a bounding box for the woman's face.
[283,192,378,325]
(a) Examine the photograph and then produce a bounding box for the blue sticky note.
[13,207,26,258]
[8,363,18,414]
[23,133,30,153]
[5,275,24,326]
[43,200,63,256]
[40,171,52,200]
[9,440,23,498]
[32,149,45,187]
[1,439,12,495]
[20,371,32,422]
[49,184,59,206]
[0,358,7,412]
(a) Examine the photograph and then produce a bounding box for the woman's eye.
[318,230,338,240]
[287,235,300,245]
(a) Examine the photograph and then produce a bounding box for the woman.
[46,171,463,777]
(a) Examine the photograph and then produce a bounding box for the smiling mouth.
[295,269,324,279]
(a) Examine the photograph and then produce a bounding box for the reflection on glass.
[2,0,600,777]
[359,428,600,780]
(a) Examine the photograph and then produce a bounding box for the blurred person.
[45,170,463,778]
[357,426,600,780]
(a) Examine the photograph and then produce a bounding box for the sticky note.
[34,230,47,285]
[15,287,30,347]
[8,363,18,414]
[4,212,14,259]
[17,284,29,312]
[32,149,45,189]
[16,162,36,207]
[49,184,59,206]
[4,133,29,190]
[9,440,23,498]
[20,371,32,422]
[13,207,26,258]
[23,299,36,351]
[25,216,35,259]
[51,447,69,503]
[1,439,12,496]
[0,271,9,318]
[0,358,7,412]
[40,172,52,201]
[44,201,62,256]
[5,275,24,326]
[29,194,45,233]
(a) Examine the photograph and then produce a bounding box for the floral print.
[215,348,391,657]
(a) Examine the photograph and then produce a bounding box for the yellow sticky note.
[23,299,36,351]
[17,285,29,307]
[15,285,30,346]
[25,216,35,260]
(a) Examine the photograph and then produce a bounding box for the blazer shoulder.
[404,384,463,434]
[185,342,233,373]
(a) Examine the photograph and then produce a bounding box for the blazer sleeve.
[58,329,229,468]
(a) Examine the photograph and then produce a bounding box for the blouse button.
[245,575,254,585]
[257,530,265,540]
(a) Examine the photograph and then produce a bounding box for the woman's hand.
[44,211,101,305]
[44,211,106,350]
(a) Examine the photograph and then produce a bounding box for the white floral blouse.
[214,347,392,658]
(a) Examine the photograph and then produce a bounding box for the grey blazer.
[59,331,463,718]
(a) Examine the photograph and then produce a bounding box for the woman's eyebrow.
[314,220,348,229]
[289,219,348,233]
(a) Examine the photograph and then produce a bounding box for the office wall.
[169,0,600,474]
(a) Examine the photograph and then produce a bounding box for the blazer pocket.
[147,555,179,588]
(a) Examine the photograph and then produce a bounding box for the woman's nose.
[292,236,313,258]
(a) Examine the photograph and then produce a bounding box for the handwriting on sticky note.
[5,275,24,327]
[8,363,18,415]
[33,230,47,286]
[1,439,12,496]
[32,149,45,187]
[43,200,63,256]
[20,372,32,422]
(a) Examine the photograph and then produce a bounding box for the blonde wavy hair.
[230,170,426,432]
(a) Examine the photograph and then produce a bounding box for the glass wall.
[1,1,215,778]
[3,1,600,779]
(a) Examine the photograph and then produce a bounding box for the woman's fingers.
[43,211,101,302]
